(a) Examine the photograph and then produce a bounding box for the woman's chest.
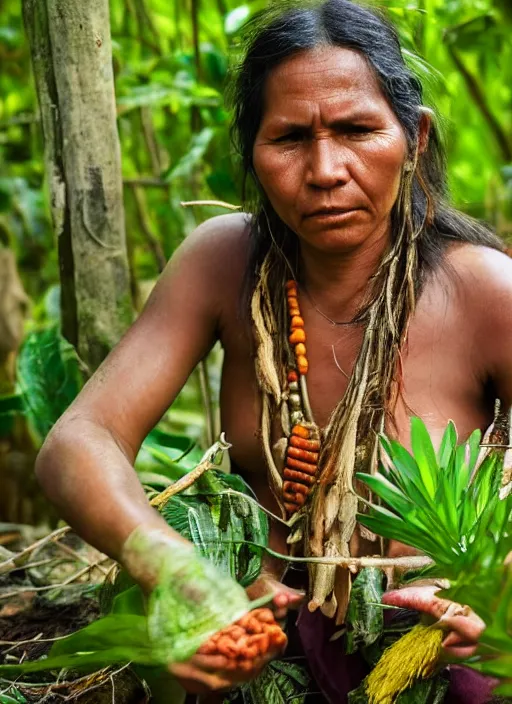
[219,282,493,480]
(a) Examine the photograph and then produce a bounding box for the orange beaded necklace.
[282,280,321,516]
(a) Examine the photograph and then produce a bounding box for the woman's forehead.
[261,47,387,120]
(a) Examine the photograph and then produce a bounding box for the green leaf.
[164,128,216,182]
[436,420,457,470]
[0,690,26,704]
[410,417,438,499]
[16,325,84,443]
[356,473,414,518]
[240,659,313,704]
[159,472,268,587]
[0,615,155,674]
[0,394,24,414]
[346,568,384,654]
[224,2,268,34]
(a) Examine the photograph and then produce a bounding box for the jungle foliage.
[0,0,511,702]
[1,0,511,298]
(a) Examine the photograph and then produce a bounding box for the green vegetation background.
[0,0,511,437]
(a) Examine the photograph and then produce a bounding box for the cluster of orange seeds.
[286,280,308,376]
[196,608,287,670]
[283,424,320,515]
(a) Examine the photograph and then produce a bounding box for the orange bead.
[287,446,319,464]
[290,435,320,451]
[283,467,316,485]
[287,296,299,310]
[290,315,304,329]
[285,280,297,292]
[289,329,306,345]
[289,307,301,317]
[286,456,317,475]
[297,355,309,375]
[288,370,298,383]
[284,501,299,514]
[283,480,309,496]
[295,342,306,357]
[291,425,310,439]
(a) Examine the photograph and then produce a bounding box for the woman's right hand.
[170,640,285,694]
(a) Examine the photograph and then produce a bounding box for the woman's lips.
[304,208,361,223]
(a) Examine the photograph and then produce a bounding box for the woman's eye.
[344,125,373,136]
[274,132,304,143]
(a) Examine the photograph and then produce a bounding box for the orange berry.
[289,307,301,317]
[290,315,304,329]
[295,342,306,356]
[287,296,299,309]
[289,329,306,345]
[291,424,310,439]
[297,355,309,375]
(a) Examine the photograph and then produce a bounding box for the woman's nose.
[306,137,351,190]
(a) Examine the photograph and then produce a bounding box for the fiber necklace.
[282,280,321,516]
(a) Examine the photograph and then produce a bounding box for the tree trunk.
[22,0,133,372]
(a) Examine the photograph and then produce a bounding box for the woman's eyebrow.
[264,112,378,133]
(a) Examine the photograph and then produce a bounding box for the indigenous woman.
[35,0,511,701]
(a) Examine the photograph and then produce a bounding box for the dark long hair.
[230,2,505,611]
[230,0,503,290]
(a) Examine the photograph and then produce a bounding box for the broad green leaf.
[16,325,84,443]
[160,474,268,587]
[239,659,313,704]
[346,568,384,654]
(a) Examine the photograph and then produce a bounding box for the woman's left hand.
[246,572,305,621]
[382,585,486,660]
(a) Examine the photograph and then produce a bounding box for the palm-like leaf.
[357,418,512,580]
[357,418,512,690]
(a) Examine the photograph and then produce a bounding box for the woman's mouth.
[304,208,361,223]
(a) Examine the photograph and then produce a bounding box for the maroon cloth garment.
[447,666,499,704]
[296,606,370,702]
[296,606,499,704]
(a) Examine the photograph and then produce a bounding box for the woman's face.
[253,47,410,255]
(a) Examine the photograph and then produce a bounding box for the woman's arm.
[35,213,247,582]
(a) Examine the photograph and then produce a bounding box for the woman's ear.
[418,107,432,155]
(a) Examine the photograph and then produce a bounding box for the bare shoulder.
[173,211,251,270]
[443,243,512,311]
[441,243,512,369]
[444,242,511,282]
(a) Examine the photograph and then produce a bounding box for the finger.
[444,643,478,660]
[273,593,289,608]
[188,653,230,672]
[171,663,233,692]
[442,631,465,648]
[273,606,288,621]
[382,586,451,619]
[439,613,485,643]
